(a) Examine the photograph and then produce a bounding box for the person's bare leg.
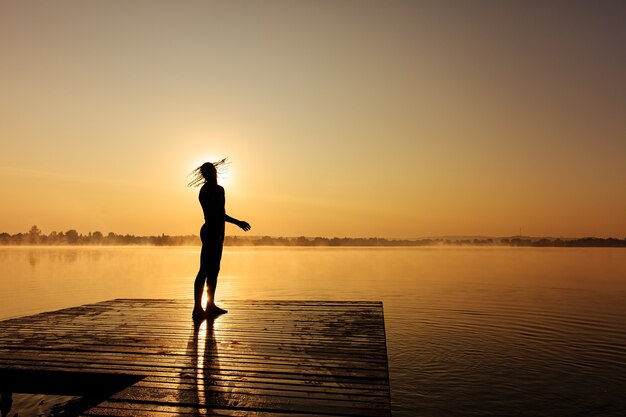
[193,272,206,319]
[206,266,227,315]
[193,243,209,319]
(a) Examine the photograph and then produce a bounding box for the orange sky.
[1,1,625,238]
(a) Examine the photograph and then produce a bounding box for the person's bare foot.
[192,307,205,321]
[205,304,227,316]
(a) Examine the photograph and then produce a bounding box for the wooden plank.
[0,299,391,416]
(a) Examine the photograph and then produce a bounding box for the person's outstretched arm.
[225,214,251,231]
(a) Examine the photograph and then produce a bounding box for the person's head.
[199,162,217,184]
[188,158,228,187]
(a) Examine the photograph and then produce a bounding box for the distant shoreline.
[1,228,625,247]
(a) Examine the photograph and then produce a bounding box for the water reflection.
[27,252,38,268]
[183,316,222,415]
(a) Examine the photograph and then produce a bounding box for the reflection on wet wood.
[0,299,391,416]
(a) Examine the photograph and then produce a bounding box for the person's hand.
[238,221,251,232]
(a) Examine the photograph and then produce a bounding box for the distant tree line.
[500,237,626,247]
[1,226,625,247]
[224,236,440,247]
[0,226,199,246]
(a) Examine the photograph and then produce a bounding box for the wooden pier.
[0,299,391,416]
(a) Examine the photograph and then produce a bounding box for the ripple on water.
[387,289,626,417]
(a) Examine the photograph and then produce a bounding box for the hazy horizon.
[1,1,625,238]
[3,225,626,245]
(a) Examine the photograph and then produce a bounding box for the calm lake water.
[1,246,625,416]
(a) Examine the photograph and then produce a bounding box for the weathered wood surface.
[0,299,391,416]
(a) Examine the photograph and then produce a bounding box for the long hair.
[187,158,229,187]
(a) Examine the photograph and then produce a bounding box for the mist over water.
[1,246,625,416]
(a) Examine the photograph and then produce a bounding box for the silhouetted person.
[188,159,250,320]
